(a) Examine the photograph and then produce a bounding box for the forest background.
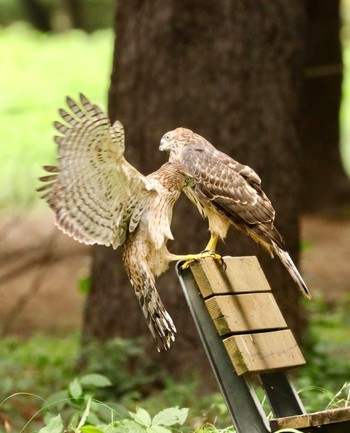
[1,1,350,432]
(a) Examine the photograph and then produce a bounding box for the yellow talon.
[180,250,225,269]
[180,260,194,270]
[202,250,226,269]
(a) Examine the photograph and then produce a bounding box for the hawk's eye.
[164,133,171,141]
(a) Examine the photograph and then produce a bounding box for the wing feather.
[178,142,284,248]
[180,143,275,225]
[39,94,153,248]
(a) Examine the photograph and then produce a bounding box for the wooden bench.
[176,256,350,433]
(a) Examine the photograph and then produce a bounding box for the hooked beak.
[159,139,171,153]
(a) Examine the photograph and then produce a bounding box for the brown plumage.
[38,95,196,350]
[160,127,311,300]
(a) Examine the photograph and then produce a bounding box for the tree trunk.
[300,0,350,212]
[83,0,308,379]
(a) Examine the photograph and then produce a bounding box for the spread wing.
[38,94,154,249]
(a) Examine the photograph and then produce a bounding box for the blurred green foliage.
[0,0,23,26]
[0,333,230,431]
[0,24,113,208]
[0,332,77,396]
[0,333,78,430]
[298,293,350,411]
[0,0,115,32]
[340,39,350,175]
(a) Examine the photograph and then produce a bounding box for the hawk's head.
[159,127,197,153]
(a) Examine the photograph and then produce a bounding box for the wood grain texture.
[205,292,287,336]
[191,256,271,298]
[223,329,305,375]
[270,406,350,431]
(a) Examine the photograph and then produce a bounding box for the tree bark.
[300,0,350,212]
[83,0,308,379]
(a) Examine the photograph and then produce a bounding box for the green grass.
[0,24,113,208]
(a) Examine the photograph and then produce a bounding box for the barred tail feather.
[127,268,176,352]
[273,243,312,299]
[133,276,176,351]
[122,240,176,351]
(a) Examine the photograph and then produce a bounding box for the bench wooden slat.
[205,292,287,336]
[270,407,350,431]
[223,329,306,375]
[191,256,271,298]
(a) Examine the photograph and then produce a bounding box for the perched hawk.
[160,127,311,300]
[38,95,203,350]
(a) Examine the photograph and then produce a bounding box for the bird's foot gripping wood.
[180,250,225,269]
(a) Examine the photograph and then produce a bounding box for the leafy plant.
[112,406,189,433]
[193,425,236,433]
[6,372,190,433]
[79,337,168,403]
[37,373,120,432]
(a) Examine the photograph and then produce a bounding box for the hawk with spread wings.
[38,95,209,351]
[160,127,312,300]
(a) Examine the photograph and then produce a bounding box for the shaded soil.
[0,209,349,336]
[0,209,89,336]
